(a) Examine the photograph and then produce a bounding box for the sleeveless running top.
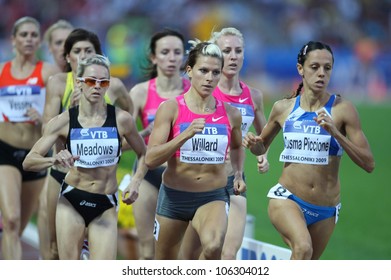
[213,81,255,137]
[0,61,45,122]
[61,72,112,112]
[66,104,121,168]
[280,94,343,165]
[169,95,231,164]
[141,77,190,143]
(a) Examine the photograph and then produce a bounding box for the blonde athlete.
[0,16,59,259]
[23,54,147,259]
[42,28,133,259]
[146,41,245,259]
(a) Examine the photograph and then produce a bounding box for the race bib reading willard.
[280,120,331,165]
[70,127,120,168]
[0,85,45,122]
[179,123,229,164]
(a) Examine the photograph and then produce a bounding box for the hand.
[233,173,246,195]
[55,149,79,168]
[184,118,205,139]
[70,87,82,108]
[141,121,154,138]
[25,106,42,125]
[242,132,263,149]
[257,154,270,173]
[314,109,338,136]
[122,180,140,205]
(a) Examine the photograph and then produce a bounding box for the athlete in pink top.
[146,40,244,260]
[129,29,190,259]
[180,27,269,260]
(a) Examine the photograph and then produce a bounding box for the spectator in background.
[0,16,59,259]
[128,28,190,259]
[243,41,375,259]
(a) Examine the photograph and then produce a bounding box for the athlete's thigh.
[20,177,46,230]
[0,166,22,221]
[46,176,62,239]
[308,217,336,259]
[192,200,228,243]
[225,195,247,240]
[132,180,159,235]
[55,196,85,259]
[268,198,310,247]
[154,215,188,259]
[178,222,201,260]
[88,207,118,260]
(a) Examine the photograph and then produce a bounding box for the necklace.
[204,104,216,112]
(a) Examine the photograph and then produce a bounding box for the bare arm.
[116,109,147,204]
[316,99,375,173]
[108,77,134,114]
[226,104,246,194]
[249,86,270,173]
[243,100,285,155]
[129,82,153,138]
[23,112,76,171]
[42,73,66,130]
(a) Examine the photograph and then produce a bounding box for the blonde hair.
[44,19,74,44]
[11,16,40,36]
[209,27,244,46]
[76,54,111,77]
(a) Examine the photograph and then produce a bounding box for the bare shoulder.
[272,98,294,114]
[47,72,67,94]
[42,62,61,82]
[130,80,149,96]
[45,110,70,135]
[224,102,241,118]
[332,95,358,119]
[248,85,264,100]
[109,76,126,89]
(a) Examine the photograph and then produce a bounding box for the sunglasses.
[78,77,110,87]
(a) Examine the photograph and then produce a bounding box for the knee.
[202,237,224,260]
[291,240,313,260]
[221,247,238,260]
[2,214,21,234]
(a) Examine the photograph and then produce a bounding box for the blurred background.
[1,0,390,103]
[1,0,390,260]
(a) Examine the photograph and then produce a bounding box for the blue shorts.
[60,182,118,226]
[0,139,47,181]
[267,183,341,226]
[156,184,230,221]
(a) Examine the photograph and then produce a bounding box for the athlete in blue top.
[243,41,375,259]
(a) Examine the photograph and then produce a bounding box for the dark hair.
[185,41,223,70]
[143,28,185,79]
[292,41,334,98]
[63,28,102,72]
